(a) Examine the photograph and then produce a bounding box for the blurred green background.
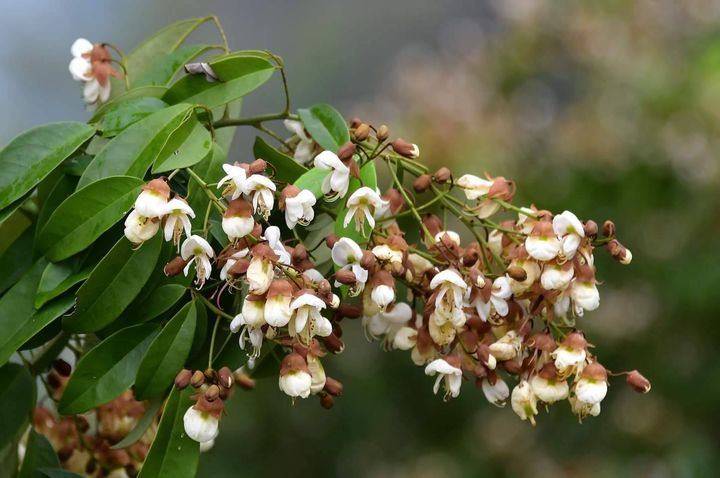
[3,1,719,476]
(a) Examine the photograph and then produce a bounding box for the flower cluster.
[68,38,122,106]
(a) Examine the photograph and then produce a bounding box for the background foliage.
[1,1,718,477]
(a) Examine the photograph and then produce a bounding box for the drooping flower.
[570,266,600,313]
[481,376,510,407]
[243,174,276,220]
[222,198,255,242]
[284,119,314,164]
[331,238,369,295]
[263,226,291,265]
[488,330,522,361]
[429,269,467,327]
[525,220,561,262]
[162,198,195,248]
[183,396,222,443]
[280,185,316,229]
[217,163,248,200]
[424,357,463,400]
[180,235,215,288]
[134,179,170,218]
[246,244,278,295]
[289,291,331,343]
[264,279,294,328]
[574,362,608,405]
[306,353,327,395]
[540,260,575,291]
[369,269,395,310]
[473,275,512,322]
[69,38,121,105]
[456,174,494,200]
[551,332,587,375]
[314,150,350,201]
[278,352,312,399]
[343,187,387,233]
[363,301,413,343]
[219,248,249,281]
[553,210,585,260]
[511,380,539,425]
[530,363,569,404]
[124,210,160,245]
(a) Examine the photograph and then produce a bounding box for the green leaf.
[78,104,194,188]
[190,298,207,358]
[334,160,378,245]
[134,44,220,87]
[0,260,74,366]
[0,225,35,295]
[153,120,212,173]
[129,284,188,324]
[253,136,307,183]
[37,176,144,262]
[58,324,158,415]
[63,234,163,333]
[138,386,199,478]
[34,261,92,309]
[0,363,34,450]
[19,430,60,478]
[97,97,168,137]
[298,103,350,152]
[294,168,331,199]
[90,86,168,123]
[34,174,77,240]
[0,122,95,210]
[127,17,214,88]
[214,99,242,153]
[0,191,32,226]
[110,397,162,449]
[163,53,275,108]
[39,469,85,478]
[135,302,197,399]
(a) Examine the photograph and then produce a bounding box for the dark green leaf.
[110,397,162,449]
[19,318,61,351]
[90,86,168,123]
[34,175,77,240]
[293,168,330,199]
[63,234,163,333]
[37,176,144,262]
[0,363,34,450]
[78,104,194,188]
[19,430,59,478]
[163,53,275,108]
[0,260,74,366]
[129,284,188,324]
[334,159,378,245]
[0,225,35,295]
[297,103,350,152]
[34,261,92,309]
[153,120,212,173]
[97,97,168,137]
[138,386,199,478]
[135,302,197,399]
[0,122,95,210]
[39,469,85,478]
[0,191,32,226]
[58,324,158,415]
[134,44,220,87]
[253,136,307,183]
[190,298,207,358]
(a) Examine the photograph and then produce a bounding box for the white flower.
[246,252,275,295]
[434,230,461,246]
[307,353,327,395]
[180,235,214,288]
[425,358,463,400]
[482,377,510,407]
[284,119,314,164]
[363,302,412,341]
[219,249,249,281]
[69,38,112,105]
[553,210,585,260]
[525,222,561,262]
[488,330,522,361]
[263,226,291,265]
[284,189,316,229]
[314,150,350,201]
[199,439,215,453]
[279,370,312,399]
[243,174,276,220]
[508,259,541,296]
[540,263,574,290]
[429,269,467,326]
[331,238,368,295]
[343,187,387,233]
[393,326,417,350]
[474,276,512,321]
[134,180,170,218]
[69,39,94,81]
[552,333,587,374]
[264,281,293,328]
[570,279,600,312]
[183,407,219,443]
[574,379,608,405]
[428,316,458,346]
[511,381,538,425]
[289,293,331,343]
[569,396,601,418]
[456,174,493,200]
[372,244,403,264]
[217,164,247,200]
[240,296,266,328]
[222,215,254,242]
[530,375,569,404]
[124,210,159,244]
[162,198,195,247]
[371,284,395,310]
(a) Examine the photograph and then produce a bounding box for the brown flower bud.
[349,117,362,129]
[325,234,339,248]
[336,303,363,319]
[53,359,72,377]
[581,361,608,381]
[47,372,62,390]
[249,159,267,174]
[359,250,376,269]
[413,174,432,193]
[626,370,651,393]
[324,376,344,396]
[607,239,632,265]
[164,256,189,277]
[354,123,370,141]
[233,371,256,390]
[204,384,221,401]
[376,124,389,141]
[602,220,616,237]
[218,367,234,389]
[317,279,331,295]
[322,333,345,354]
[583,220,598,237]
[463,243,481,267]
[506,266,527,282]
[433,167,451,184]
[459,329,479,353]
[562,331,587,351]
[531,333,557,352]
[334,269,357,285]
[390,261,405,277]
[174,369,192,389]
[292,243,308,262]
[337,141,357,161]
[501,360,522,374]
[58,446,74,462]
[422,214,443,238]
[392,138,420,159]
[190,370,206,388]
[538,362,560,380]
[320,393,335,409]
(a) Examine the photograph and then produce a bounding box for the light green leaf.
[78,104,194,188]
[110,397,162,450]
[298,103,350,152]
[253,136,307,183]
[153,120,212,173]
[0,260,75,366]
[134,44,220,87]
[19,430,59,478]
[0,363,34,450]
[214,98,242,153]
[335,160,378,245]
[163,53,275,108]
[58,324,158,415]
[294,168,330,199]
[97,97,168,137]
[34,261,92,309]
[90,86,168,123]
[0,122,95,210]
[63,234,163,333]
[138,386,199,478]
[135,302,197,399]
[37,176,144,262]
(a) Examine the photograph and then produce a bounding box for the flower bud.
[336,303,363,319]
[354,123,370,141]
[218,367,234,389]
[337,141,357,161]
[175,369,192,389]
[325,234,339,248]
[322,333,345,354]
[324,376,344,396]
[233,371,256,390]
[279,352,312,399]
[433,167,451,184]
[392,138,420,159]
[249,158,267,174]
[376,124,389,141]
[204,384,221,401]
[359,250,376,269]
[191,370,206,388]
[52,359,72,377]
[334,269,357,285]
[164,256,189,277]
[583,220,598,237]
[320,393,335,409]
[413,174,432,193]
[602,220,616,237]
[626,370,651,393]
[506,266,527,282]
[607,239,632,265]
[349,117,362,128]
